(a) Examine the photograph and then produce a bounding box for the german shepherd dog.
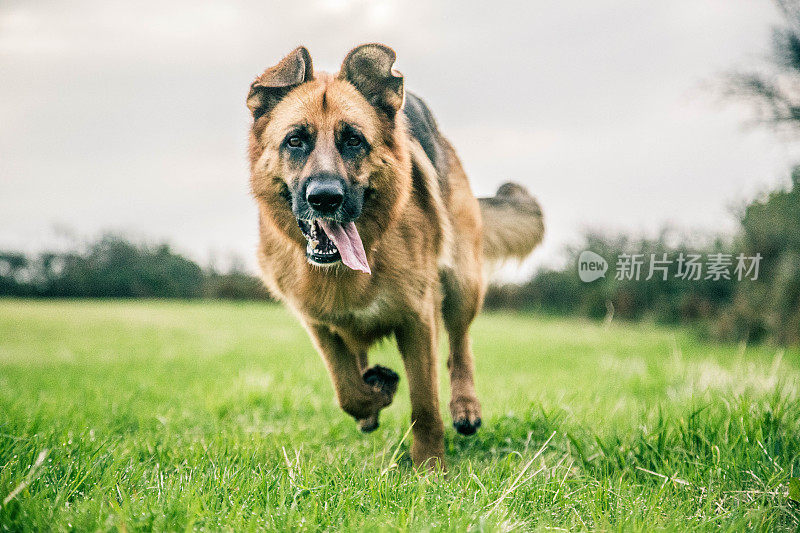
[247,44,544,469]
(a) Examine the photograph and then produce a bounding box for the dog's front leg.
[395,307,446,470]
[307,324,398,432]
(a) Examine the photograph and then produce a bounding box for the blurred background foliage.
[0,235,269,301]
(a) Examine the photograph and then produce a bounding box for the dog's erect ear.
[247,46,314,120]
[339,44,404,119]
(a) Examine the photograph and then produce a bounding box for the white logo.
[578,251,608,282]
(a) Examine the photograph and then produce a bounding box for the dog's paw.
[356,366,399,432]
[450,396,482,436]
[357,414,380,433]
[363,365,399,402]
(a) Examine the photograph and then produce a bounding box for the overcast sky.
[2,0,798,276]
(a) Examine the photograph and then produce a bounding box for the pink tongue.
[317,220,371,274]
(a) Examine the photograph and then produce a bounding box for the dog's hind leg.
[308,324,398,433]
[396,306,446,469]
[440,268,483,436]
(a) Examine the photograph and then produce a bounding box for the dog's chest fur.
[295,288,398,341]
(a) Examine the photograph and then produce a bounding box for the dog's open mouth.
[297,219,371,274]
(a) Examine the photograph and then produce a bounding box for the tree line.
[0,235,270,300]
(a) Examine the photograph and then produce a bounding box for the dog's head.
[247,44,412,274]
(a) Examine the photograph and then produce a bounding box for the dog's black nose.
[306,178,344,214]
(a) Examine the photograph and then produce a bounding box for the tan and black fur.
[247,44,543,469]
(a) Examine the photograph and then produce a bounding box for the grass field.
[0,299,799,531]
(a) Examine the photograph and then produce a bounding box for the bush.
[485,233,737,325]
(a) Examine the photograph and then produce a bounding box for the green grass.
[1,299,799,531]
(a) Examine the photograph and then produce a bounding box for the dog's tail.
[479,182,544,262]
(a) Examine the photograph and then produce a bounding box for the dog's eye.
[344,135,362,148]
[287,135,303,148]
